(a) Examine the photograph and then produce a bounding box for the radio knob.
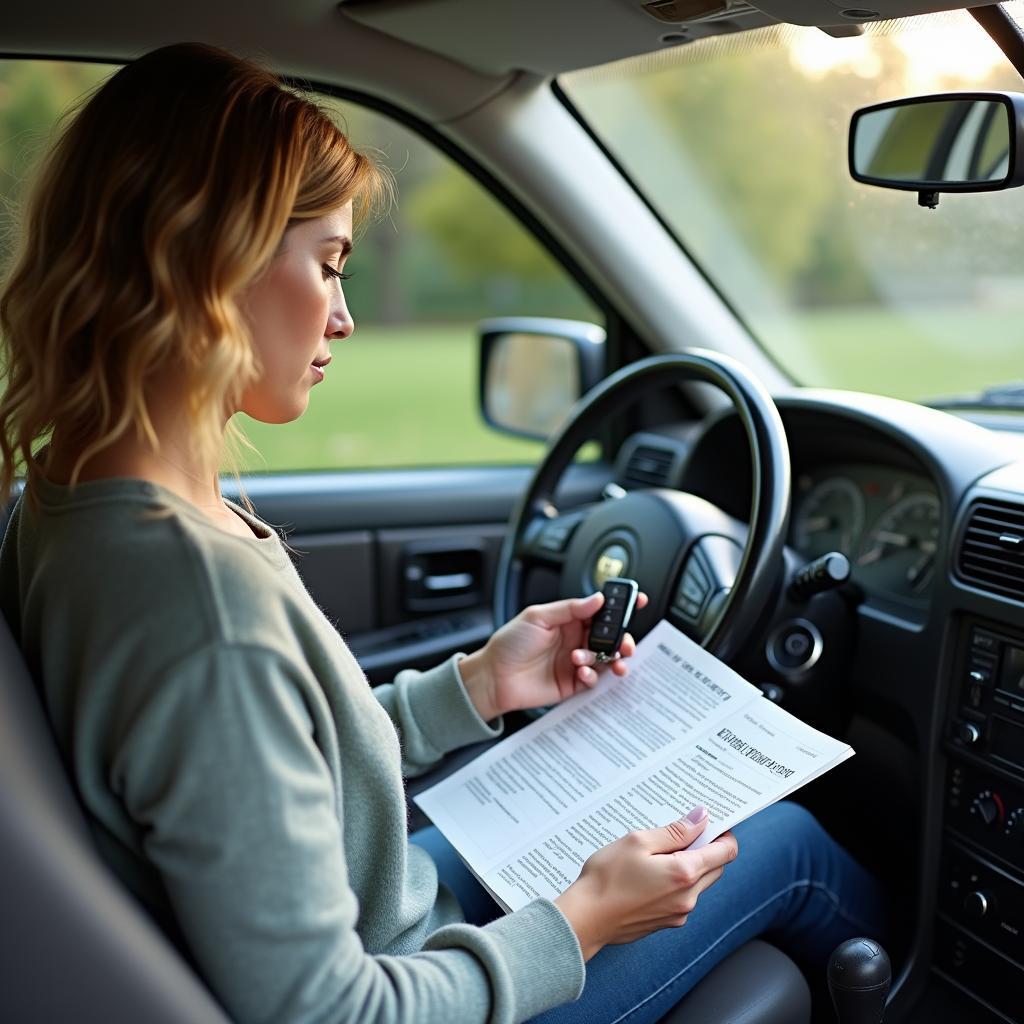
[963,890,993,919]
[970,791,1005,830]
[956,722,980,745]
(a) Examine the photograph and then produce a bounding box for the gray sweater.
[0,473,585,1023]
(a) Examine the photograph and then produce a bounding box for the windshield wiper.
[926,382,1024,412]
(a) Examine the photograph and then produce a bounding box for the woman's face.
[237,204,354,423]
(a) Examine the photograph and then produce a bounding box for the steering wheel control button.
[537,517,581,553]
[680,573,706,604]
[672,550,717,623]
[767,619,824,677]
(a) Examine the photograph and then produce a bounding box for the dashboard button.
[956,721,981,745]
[967,661,993,686]
[963,890,992,920]
[971,629,999,652]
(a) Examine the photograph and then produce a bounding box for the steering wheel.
[494,351,791,663]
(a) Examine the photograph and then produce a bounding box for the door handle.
[402,543,485,612]
[419,571,476,592]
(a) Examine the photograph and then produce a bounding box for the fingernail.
[685,805,707,824]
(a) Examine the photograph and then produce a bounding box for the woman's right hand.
[553,807,738,960]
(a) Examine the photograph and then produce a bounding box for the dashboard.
[791,464,940,603]
[617,390,1024,1021]
[666,398,965,612]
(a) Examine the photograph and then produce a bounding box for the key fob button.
[587,577,639,659]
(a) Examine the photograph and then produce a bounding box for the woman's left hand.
[458,591,649,721]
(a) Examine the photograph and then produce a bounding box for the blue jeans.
[410,801,887,1024]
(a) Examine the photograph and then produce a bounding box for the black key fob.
[587,578,639,661]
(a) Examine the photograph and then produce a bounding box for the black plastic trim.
[972,4,1024,81]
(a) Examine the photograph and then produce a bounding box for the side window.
[0,64,603,471]
[0,60,116,265]
[240,97,602,471]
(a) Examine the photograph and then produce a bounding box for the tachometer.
[794,477,865,559]
[857,492,941,597]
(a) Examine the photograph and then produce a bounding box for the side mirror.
[478,317,605,441]
[849,91,1024,208]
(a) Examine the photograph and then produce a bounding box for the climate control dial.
[970,790,1006,830]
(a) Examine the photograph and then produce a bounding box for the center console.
[940,617,1024,1023]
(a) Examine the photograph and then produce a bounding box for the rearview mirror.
[849,92,1024,208]
[478,318,605,440]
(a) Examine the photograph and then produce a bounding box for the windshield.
[560,9,1024,404]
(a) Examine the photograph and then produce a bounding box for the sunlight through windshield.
[561,8,1024,403]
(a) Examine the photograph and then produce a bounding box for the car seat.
[0,611,810,1023]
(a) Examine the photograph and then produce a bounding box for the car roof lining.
[0,0,1005,114]
[0,3,513,125]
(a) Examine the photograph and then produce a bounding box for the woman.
[0,43,885,1024]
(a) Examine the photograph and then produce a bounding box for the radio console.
[940,617,1024,1022]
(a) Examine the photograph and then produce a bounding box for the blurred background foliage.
[564,15,1024,398]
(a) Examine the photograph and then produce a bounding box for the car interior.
[3,1,1024,1022]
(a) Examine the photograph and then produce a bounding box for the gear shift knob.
[828,937,891,1024]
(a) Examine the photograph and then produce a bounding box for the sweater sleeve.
[113,644,584,1024]
[373,654,504,777]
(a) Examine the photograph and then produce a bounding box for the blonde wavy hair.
[0,42,390,519]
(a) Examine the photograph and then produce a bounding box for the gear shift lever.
[828,937,891,1023]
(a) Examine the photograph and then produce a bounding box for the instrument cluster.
[791,464,941,603]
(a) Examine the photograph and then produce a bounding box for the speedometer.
[794,477,865,559]
[857,492,941,597]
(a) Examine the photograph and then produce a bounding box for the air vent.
[958,499,1024,600]
[622,444,676,488]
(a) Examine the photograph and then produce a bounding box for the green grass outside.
[234,311,1024,474]
[236,324,549,473]
[764,306,1024,402]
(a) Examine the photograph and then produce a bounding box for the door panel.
[286,529,377,634]
[226,462,610,684]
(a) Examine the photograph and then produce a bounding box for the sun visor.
[341,0,1002,76]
